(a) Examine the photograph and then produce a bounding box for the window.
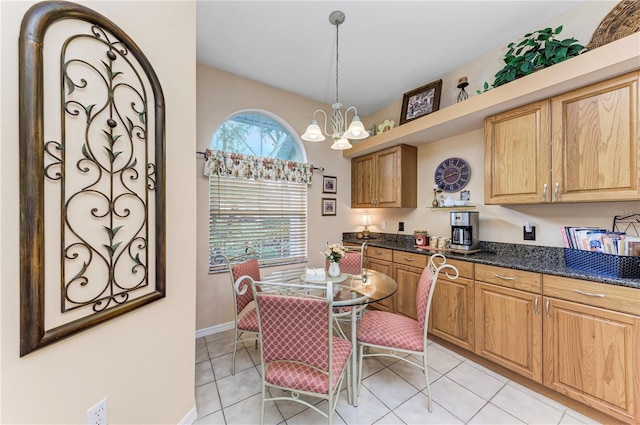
[208,112,308,272]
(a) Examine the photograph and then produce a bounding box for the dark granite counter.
[343,232,640,290]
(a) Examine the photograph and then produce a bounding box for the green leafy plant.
[478,26,585,93]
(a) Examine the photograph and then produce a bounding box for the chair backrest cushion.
[256,293,329,371]
[231,258,261,313]
[416,266,434,331]
[339,251,362,275]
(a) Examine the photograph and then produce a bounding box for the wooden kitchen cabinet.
[392,250,427,319]
[351,144,417,208]
[428,258,475,351]
[543,275,640,424]
[485,71,639,204]
[364,246,395,312]
[551,71,639,203]
[474,264,543,383]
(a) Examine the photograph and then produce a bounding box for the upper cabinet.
[485,71,639,205]
[351,144,417,208]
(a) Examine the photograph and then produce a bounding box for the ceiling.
[196,1,585,116]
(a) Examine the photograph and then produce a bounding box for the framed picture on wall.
[400,79,443,125]
[323,175,337,194]
[322,198,337,216]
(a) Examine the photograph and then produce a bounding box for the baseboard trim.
[195,321,234,339]
[178,406,198,424]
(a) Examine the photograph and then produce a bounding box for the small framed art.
[322,198,337,216]
[322,175,337,194]
[400,79,443,125]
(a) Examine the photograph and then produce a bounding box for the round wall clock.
[434,157,471,192]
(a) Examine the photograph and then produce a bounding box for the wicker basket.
[564,248,640,278]
[588,0,640,50]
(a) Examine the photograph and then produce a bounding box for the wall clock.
[434,157,471,192]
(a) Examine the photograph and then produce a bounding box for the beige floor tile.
[221,392,284,425]
[445,361,506,400]
[195,381,222,418]
[430,376,487,423]
[393,392,464,424]
[425,344,464,375]
[216,367,262,408]
[491,384,564,424]
[468,403,524,424]
[362,368,420,410]
[196,360,215,387]
[335,386,391,425]
[207,335,237,358]
[211,348,255,379]
[193,409,226,424]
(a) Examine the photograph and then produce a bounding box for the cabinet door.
[351,153,376,207]
[543,297,640,424]
[551,71,639,202]
[394,264,422,319]
[429,274,474,351]
[376,147,401,207]
[475,282,543,383]
[366,258,395,312]
[484,100,551,204]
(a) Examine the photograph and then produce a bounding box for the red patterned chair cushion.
[416,266,433,331]
[357,310,423,352]
[231,258,261,314]
[338,251,362,275]
[237,306,259,333]
[264,337,351,394]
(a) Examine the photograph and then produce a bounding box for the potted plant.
[479,26,586,93]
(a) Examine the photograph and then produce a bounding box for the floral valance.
[203,149,313,184]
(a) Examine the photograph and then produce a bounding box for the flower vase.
[328,261,341,278]
[432,191,439,207]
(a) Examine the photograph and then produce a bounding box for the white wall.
[195,0,639,334]
[1,1,197,423]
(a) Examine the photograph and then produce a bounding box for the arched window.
[208,111,308,271]
[211,111,305,162]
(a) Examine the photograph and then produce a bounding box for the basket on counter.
[564,248,640,278]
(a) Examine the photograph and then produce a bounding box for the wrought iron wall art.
[19,1,166,356]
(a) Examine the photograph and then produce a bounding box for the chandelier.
[301,10,369,150]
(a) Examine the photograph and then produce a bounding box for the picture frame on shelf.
[400,79,443,125]
[322,175,337,194]
[321,198,337,216]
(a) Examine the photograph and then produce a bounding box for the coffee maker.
[450,211,479,251]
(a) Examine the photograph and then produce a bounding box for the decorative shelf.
[343,33,640,159]
[430,205,476,210]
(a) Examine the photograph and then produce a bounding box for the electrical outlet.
[398,222,404,232]
[381,221,386,230]
[87,398,108,425]
[523,225,536,241]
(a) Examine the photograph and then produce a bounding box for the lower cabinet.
[428,258,475,351]
[474,265,543,383]
[543,275,640,424]
[393,251,427,319]
[364,246,395,312]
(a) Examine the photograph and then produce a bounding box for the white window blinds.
[208,175,308,272]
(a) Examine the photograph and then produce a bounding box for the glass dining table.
[261,267,398,406]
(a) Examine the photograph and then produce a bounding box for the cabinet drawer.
[446,258,474,280]
[365,246,393,262]
[393,251,427,268]
[475,264,542,293]
[543,275,640,315]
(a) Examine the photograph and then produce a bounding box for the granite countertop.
[343,233,640,290]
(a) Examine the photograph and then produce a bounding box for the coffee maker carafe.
[450,211,479,251]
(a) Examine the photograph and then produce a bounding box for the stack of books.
[561,226,640,256]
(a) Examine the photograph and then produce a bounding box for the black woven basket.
[564,248,640,278]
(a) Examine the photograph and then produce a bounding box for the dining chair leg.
[260,386,266,425]
[357,344,364,398]
[232,330,239,375]
[423,351,432,412]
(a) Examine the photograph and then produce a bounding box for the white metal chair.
[356,253,458,412]
[237,277,352,425]
[213,248,261,375]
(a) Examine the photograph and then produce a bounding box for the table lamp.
[360,214,372,239]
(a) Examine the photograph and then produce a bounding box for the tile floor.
[194,329,601,425]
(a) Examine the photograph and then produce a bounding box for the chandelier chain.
[335,20,339,104]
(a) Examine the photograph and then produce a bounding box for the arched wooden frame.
[19,1,166,356]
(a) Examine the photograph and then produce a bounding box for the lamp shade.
[301,121,326,142]
[360,214,372,227]
[330,137,352,150]
[344,116,369,140]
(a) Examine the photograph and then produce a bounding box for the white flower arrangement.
[324,243,345,263]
